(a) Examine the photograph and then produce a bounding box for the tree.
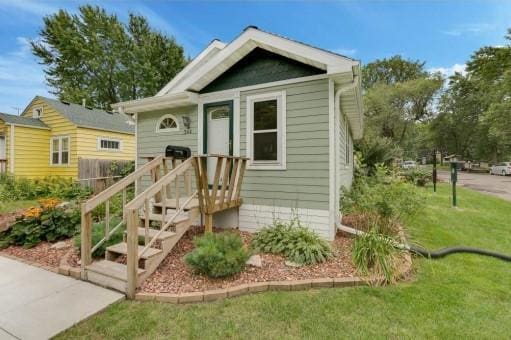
[31,5,187,109]
[362,55,428,89]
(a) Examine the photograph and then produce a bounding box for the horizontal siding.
[240,78,330,210]
[12,126,51,178]
[22,97,78,178]
[76,127,135,161]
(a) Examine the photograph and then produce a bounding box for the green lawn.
[0,200,38,214]
[57,184,511,339]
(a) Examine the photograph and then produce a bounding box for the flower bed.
[140,226,358,294]
[0,239,73,268]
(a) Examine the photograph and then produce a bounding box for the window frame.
[50,136,70,166]
[246,91,286,170]
[156,114,180,133]
[97,137,122,152]
[32,106,43,119]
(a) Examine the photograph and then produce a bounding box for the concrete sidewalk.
[0,256,123,340]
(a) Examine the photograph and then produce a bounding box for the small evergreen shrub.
[352,229,404,284]
[0,199,80,249]
[184,232,250,278]
[251,218,333,265]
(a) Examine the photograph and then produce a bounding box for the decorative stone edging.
[58,248,82,279]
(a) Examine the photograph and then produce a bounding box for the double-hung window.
[246,91,286,170]
[51,136,70,165]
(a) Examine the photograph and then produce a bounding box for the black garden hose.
[406,245,511,262]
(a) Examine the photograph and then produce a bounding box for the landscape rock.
[285,260,302,268]
[246,254,262,267]
[51,241,70,250]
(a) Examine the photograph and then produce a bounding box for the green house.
[113,27,363,240]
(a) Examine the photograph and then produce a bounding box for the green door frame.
[202,100,234,156]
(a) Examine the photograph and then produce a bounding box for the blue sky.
[0,0,510,114]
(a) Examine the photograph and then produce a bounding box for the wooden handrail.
[125,157,194,210]
[83,156,164,213]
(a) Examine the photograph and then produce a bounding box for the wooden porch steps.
[153,198,200,210]
[139,211,189,224]
[86,260,145,292]
[126,227,176,241]
[106,242,162,260]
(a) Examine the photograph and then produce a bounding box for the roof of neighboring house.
[0,112,49,128]
[37,96,135,134]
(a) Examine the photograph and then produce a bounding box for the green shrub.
[402,168,431,187]
[184,232,250,278]
[0,199,80,249]
[251,218,333,265]
[353,229,404,284]
[0,175,91,202]
[74,217,125,258]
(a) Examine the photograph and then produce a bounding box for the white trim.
[198,74,328,99]
[239,204,332,240]
[178,28,357,93]
[76,125,133,135]
[32,106,43,119]
[134,113,138,169]
[328,79,336,240]
[157,40,226,96]
[9,124,14,173]
[112,91,198,113]
[50,135,70,166]
[97,137,123,152]
[197,91,240,156]
[7,123,50,130]
[246,91,286,170]
[155,113,180,133]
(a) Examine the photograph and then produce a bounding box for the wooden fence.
[78,158,134,193]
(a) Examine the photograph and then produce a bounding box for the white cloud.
[442,23,495,36]
[333,48,357,56]
[0,36,51,114]
[0,0,59,16]
[429,63,467,78]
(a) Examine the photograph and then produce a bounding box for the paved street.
[438,170,511,202]
[0,256,123,340]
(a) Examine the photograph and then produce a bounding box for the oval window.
[157,114,179,132]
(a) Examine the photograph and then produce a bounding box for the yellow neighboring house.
[0,96,135,179]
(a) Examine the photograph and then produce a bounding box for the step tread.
[153,198,200,210]
[129,227,176,241]
[139,211,189,224]
[86,260,145,281]
[106,242,162,259]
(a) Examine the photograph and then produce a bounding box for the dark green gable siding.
[200,48,325,93]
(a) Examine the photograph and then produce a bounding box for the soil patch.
[140,226,357,294]
[0,239,74,268]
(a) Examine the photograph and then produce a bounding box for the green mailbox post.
[450,162,458,206]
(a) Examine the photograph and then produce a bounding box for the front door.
[203,101,233,184]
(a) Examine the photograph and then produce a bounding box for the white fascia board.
[180,28,358,93]
[157,40,226,96]
[112,92,198,113]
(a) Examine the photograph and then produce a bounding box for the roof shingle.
[0,112,49,128]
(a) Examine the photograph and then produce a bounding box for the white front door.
[0,135,5,160]
[204,101,232,184]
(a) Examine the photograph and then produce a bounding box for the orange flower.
[23,207,43,218]
[38,198,61,210]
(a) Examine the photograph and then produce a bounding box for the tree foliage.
[31,5,187,109]
[362,55,428,89]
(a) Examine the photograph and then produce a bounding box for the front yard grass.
[57,184,511,339]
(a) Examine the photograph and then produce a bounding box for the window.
[208,106,230,120]
[32,106,43,119]
[246,91,286,170]
[98,137,121,151]
[156,114,179,132]
[50,136,70,165]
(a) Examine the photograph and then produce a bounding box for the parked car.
[490,162,511,176]
[401,160,417,169]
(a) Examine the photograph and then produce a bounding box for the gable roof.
[0,112,49,129]
[158,26,359,95]
[37,97,135,134]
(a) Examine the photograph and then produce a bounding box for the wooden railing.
[0,159,6,174]
[80,156,165,276]
[193,155,248,232]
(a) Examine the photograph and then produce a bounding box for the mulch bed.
[0,239,74,268]
[140,226,357,294]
